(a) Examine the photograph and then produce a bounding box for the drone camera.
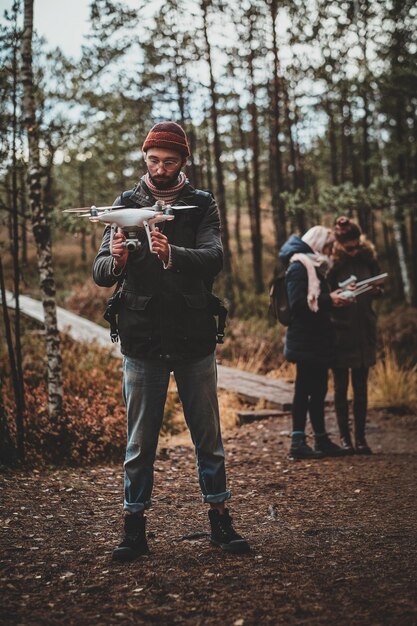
[125,239,141,251]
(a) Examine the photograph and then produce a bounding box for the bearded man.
[93,121,249,561]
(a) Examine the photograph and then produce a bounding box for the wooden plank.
[217,365,295,409]
[236,409,291,425]
[4,291,120,357]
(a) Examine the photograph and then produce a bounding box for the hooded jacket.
[279,235,334,365]
[328,239,380,368]
[93,178,223,360]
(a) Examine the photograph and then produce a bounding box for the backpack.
[269,271,291,326]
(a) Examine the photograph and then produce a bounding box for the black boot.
[355,436,372,455]
[112,514,149,562]
[340,435,355,455]
[289,434,324,460]
[208,509,250,554]
[314,434,348,457]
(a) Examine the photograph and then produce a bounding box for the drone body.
[92,207,175,252]
[63,202,196,253]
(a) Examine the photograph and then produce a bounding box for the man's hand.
[151,228,170,265]
[112,231,128,270]
[330,288,351,307]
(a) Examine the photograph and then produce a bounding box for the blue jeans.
[122,353,231,513]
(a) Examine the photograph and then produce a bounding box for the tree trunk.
[346,100,359,186]
[11,20,26,460]
[21,0,63,419]
[201,0,234,311]
[378,133,412,304]
[19,164,28,265]
[361,0,371,189]
[282,79,299,191]
[410,206,417,306]
[269,0,287,253]
[325,100,338,186]
[187,124,200,189]
[79,162,87,263]
[0,257,22,461]
[236,107,253,218]
[340,98,348,184]
[0,380,16,467]
[233,159,243,257]
[247,20,264,293]
[202,117,214,191]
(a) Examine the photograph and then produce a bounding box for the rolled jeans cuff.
[203,490,231,504]
[124,500,151,514]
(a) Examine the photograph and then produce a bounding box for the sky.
[0,0,89,57]
[0,0,95,57]
[32,0,91,57]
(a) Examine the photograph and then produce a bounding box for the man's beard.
[147,165,182,190]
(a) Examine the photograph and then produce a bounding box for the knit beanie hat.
[142,121,190,158]
[334,216,361,243]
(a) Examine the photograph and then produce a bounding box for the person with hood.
[279,226,350,460]
[328,217,382,455]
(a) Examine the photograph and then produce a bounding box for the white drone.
[63,200,196,253]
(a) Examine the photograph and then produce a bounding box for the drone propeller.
[169,205,197,210]
[62,205,125,213]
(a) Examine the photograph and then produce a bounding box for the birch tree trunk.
[21,0,63,419]
[11,8,25,460]
[377,132,412,304]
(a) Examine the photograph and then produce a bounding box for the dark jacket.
[328,240,380,369]
[279,235,334,366]
[93,178,223,360]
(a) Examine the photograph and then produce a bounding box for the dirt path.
[1,408,416,625]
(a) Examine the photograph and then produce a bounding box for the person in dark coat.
[328,216,382,454]
[93,121,249,561]
[279,226,351,460]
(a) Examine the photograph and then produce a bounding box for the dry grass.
[369,344,417,412]
[266,360,296,382]
[229,339,275,374]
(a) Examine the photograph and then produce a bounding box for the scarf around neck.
[144,171,187,206]
[290,252,331,313]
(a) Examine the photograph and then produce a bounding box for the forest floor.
[1,407,416,626]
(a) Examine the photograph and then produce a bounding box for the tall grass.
[369,344,417,412]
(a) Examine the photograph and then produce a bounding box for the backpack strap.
[103,275,125,343]
[119,188,137,207]
[192,189,213,208]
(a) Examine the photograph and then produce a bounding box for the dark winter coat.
[279,235,335,366]
[93,178,223,361]
[328,240,380,369]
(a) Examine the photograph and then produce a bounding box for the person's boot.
[289,434,324,460]
[112,513,149,562]
[314,433,348,457]
[340,434,355,455]
[336,411,353,454]
[355,436,372,455]
[208,509,250,554]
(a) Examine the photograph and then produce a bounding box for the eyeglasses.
[344,243,361,252]
[146,157,181,171]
